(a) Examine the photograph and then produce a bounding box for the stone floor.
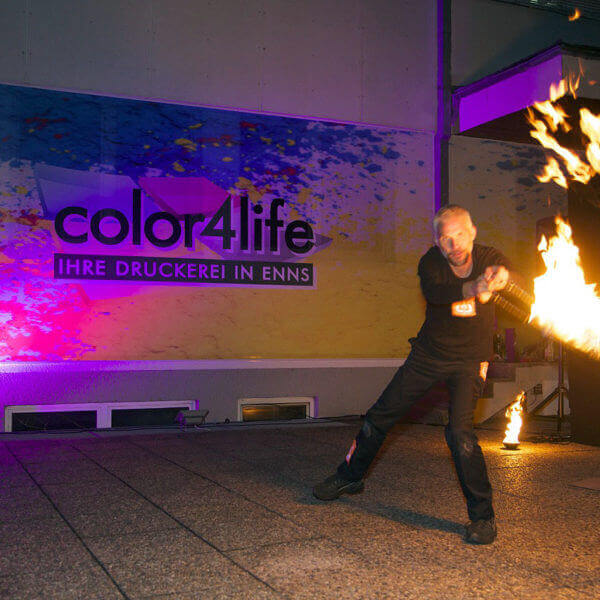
[0,419,599,599]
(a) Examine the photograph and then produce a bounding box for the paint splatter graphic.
[0,83,432,360]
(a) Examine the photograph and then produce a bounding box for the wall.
[0,1,439,421]
[0,0,437,132]
[0,360,404,430]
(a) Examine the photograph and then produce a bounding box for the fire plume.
[503,391,525,447]
[527,109,594,185]
[528,75,600,188]
[529,217,600,356]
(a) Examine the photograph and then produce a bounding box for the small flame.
[568,8,581,21]
[503,392,525,445]
[549,79,567,102]
[529,217,600,356]
[568,70,581,99]
[538,157,568,188]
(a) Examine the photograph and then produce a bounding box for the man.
[313,205,511,545]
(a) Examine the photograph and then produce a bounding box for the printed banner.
[0,83,433,360]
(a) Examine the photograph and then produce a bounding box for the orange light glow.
[568,8,581,21]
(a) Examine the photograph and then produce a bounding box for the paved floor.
[0,419,599,599]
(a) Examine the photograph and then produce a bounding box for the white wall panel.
[261,0,362,121]
[0,0,27,83]
[27,0,153,97]
[361,0,437,131]
[0,0,437,128]
[151,0,264,110]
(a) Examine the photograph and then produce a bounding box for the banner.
[0,84,432,360]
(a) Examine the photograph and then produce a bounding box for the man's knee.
[445,426,478,457]
[358,419,385,445]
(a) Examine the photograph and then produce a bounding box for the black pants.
[337,342,494,522]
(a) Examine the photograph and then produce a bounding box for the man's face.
[435,214,477,267]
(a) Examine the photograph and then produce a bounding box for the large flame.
[529,217,600,356]
[503,391,525,445]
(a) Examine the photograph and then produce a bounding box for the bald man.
[313,205,512,545]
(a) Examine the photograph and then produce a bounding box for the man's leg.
[314,345,439,499]
[444,366,496,543]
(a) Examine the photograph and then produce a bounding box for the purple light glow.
[457,54,563,132]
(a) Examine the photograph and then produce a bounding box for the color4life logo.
[39,166,331,289]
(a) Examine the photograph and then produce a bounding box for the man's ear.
[472,225,477,240]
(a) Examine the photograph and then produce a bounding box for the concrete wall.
[0,0,437,132]
[0,0,439,420]
[0,360,402,430]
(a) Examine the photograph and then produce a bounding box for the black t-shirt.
[415,244,512,361]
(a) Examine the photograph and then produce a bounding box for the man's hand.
[462,265,509,304]
[462,276,492,303]
[484,265,509,292]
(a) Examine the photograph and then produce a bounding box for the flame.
[538,157,568,188]
[568,8,581,21]
[503,391,525,445]
[549,79,567,102]
[527,71,600,356]
[528,75,600,188]
[529,217,600,356]
[533,99,570,132]
[527,111,593,185]
[580,108,600,173]
[566,70,581,99]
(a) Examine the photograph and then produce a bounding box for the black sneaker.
[313,474,364,501]
[464,518,497,545]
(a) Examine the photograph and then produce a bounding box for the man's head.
[433,205,477,267]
